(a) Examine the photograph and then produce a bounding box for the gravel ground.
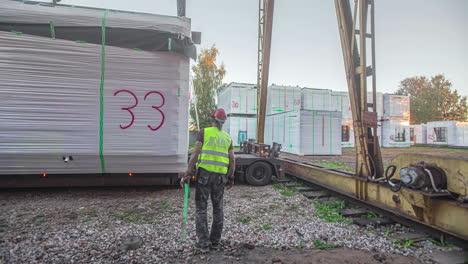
[0,184,463,263]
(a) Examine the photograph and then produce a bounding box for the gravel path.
[0,185,463,263]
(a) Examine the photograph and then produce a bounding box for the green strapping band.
[168,38,172,51]
[99,10,108,174]
[49,21,55,39]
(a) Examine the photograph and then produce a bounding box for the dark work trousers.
[195,167,227,248]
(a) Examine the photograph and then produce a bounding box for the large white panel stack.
[426,121,460,146]
[217,82,258,146]
[383,94,410,120]
[301,88,332,111]
[266,85,301,115]
[381,94,410,147]
[455,123,468,147]
[217,82,257,115]
[410,124,427,145]
[381,120,411,147]
[265,110,342,155]
[0,1,191,175]
[223,116,257,147]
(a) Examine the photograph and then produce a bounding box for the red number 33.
[113,90,166,131]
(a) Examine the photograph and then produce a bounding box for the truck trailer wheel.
[245,161,272,186]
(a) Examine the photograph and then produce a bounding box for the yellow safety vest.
[196,127,231,174]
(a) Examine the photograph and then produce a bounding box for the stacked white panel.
[383,94,410,120]
[217,82,257,115]
[455,123,468,147]
[330,91,382,120]
[301,88,332,111]
[0,3,192,175]
[381,120,411,147]
[0,34,189,174]
[410,124,427,145]
[266,85,301,115]
[265,110,342,155]
[223,116,257,146]
[426,121,458,146]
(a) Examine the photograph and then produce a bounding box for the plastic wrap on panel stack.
[266,85,301,115]
[301,88,332,111]
[331,91,351,118]
[265,110,342,155]
[426,121,460,146]
[0,1,194,175]
[409,124,427,145]
[383,94,410,120]
[223,116,257,147]
[455,123,468,147]
[381,120,411,147]
[217,82,257,115]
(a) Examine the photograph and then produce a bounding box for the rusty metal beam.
[256,0,274,143]
[335,0,383,179]
[282,156,468,242]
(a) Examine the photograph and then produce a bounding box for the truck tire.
[245,161,272,186]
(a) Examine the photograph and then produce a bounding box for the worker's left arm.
[180,141,202,187]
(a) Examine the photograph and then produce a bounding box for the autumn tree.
[396,74,467,124]
[190,46,226,130]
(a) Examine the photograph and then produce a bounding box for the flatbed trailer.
[233,141,284,186]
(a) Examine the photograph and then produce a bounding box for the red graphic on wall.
[113,90,138,129]
[232,101,239,108]
[114,90,166,131]
[144,91,166,131]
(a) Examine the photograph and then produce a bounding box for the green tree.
[396,74,467,124]
[190,46,226,130]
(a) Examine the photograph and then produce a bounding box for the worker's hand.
[180,176,191,188]
[180,170,192,188]
[226,176,235,190]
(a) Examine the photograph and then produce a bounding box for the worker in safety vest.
[180,108,235,253]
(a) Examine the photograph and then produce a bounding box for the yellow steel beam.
[283,156,468,241]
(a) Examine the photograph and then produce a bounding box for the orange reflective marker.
[128,173,133,176]
[41,173,47,177]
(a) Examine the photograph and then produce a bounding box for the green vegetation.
[298,242,305,248]
[160,201,171,211]
[312,201,350,224]
[430,235,455,248]
[272,184,286,190]
[87,209,98,218]
[392,238,416,248]
[366,212,379,218]
[83,218,92,222]
[312,239,340,249]
[315,161,353,172]
[384,231,394,236]
[280,190,294,197]
[238,216,254,224]
[262,223,273,230]
[410,146,468,152]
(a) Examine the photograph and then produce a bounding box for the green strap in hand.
[181,183,190,242]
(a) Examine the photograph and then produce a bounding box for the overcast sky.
[41,0,467,96]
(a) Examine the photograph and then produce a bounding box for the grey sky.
[43,0,467,96]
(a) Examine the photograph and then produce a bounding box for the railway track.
[278,158,468,249]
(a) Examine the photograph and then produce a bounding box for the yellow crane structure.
[255,0,468,243]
